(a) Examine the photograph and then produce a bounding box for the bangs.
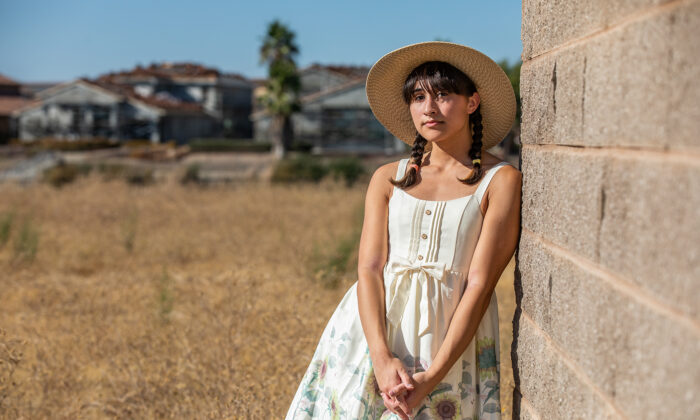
[402,61,476,104]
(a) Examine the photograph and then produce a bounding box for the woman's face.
[408,81,478,145]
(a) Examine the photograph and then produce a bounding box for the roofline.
[251,77,366,120]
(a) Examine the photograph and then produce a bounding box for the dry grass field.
[0,174,516,419]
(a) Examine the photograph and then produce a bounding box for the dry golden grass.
[0,174,516,419]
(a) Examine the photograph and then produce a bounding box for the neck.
[423,132,475,170]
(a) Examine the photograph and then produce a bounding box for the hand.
[404,371,435,411]
[380,391,410,420]
[386,371,435,412]
[373,356,414,418]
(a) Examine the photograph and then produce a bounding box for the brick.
[521,146,700,317]
[521,1,700,149]
[598,153,700,318]
[514,315,619,419]
[667,0,700,150]
[523,0,672,59]
[518,233,700,418]
[520,147,605,262]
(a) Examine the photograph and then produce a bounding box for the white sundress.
[286,158,509,420]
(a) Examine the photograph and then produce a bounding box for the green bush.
[42,163,80,187]
[328,157,366,187]
[271,154,328,183]
[189,138,271,153]
[125,168,155,186]
[97,163,154,185]
[180,164,202,185]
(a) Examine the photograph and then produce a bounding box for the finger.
[397,368,415,390]
[388,383,408,398]
[380,392,397,413]
[396,393,410,416]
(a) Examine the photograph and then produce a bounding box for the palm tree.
[259,20,301,159]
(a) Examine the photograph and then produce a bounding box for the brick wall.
[513,1,700,418]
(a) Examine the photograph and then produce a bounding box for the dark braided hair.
[458,104,483,184]
[390,61,484,187]
[390,133,428,188]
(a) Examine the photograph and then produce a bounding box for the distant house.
[99,62,253,138]
[252,64,405,155]
[13,62,254,144]
[0,74,31,143]
[14,79,216,144]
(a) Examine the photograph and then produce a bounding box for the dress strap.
[474,161,511,202]
[396,158,409,178]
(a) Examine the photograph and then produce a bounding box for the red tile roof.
[0,74,20,86]
[305,64,370,78]
[0,96,32,116]
[81,79,204,113]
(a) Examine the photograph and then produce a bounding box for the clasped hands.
[375,357,433,420]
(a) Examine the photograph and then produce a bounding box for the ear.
[466,92,481,114]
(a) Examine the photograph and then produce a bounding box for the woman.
[286,41,521,420]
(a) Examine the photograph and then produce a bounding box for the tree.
[259,20,301,159]
[498,59,522,124]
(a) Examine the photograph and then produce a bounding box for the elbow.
[464,270,489,293]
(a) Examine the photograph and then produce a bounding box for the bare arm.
[356,163,393,365]
[422,166,522,389]
[356,163,413,419]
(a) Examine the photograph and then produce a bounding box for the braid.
[459,105,484,185]
[390,133,428,188]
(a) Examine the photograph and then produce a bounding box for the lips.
[424,120,442,127]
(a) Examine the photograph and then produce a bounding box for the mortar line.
[522,228,700,335]
[521,143,700,165]
[520,395,542,420]
[522,0,695,63]
[520,312,629,419]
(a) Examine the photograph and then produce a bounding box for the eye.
[436,91,449,98]
[412,93,425,102]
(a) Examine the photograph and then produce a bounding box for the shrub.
[189,138,271,153]
[180,164,202,185]
[42,163,80,187]
[36,137,120,151]
[124,168,154,186]
[270,154,328,183]
[97,164,154,185]
[328,157,366,187]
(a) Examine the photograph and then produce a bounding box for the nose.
[422,95,438,115]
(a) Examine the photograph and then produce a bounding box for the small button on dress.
[286,158,510,420]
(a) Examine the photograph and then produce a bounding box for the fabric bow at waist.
[385,255,452,337]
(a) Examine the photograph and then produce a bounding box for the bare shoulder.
[366,160,401,202]
[486,162,522,208]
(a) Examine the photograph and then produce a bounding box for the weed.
[309,204,364,289]
[157,268,174,322]
[13,218,39,263]
[0,212,13,248]
[122,209,138,253]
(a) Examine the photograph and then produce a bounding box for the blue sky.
[0,0,522,82]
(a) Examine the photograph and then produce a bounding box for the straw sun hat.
[366,41,516,151]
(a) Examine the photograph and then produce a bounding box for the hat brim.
[366,41,516,151]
